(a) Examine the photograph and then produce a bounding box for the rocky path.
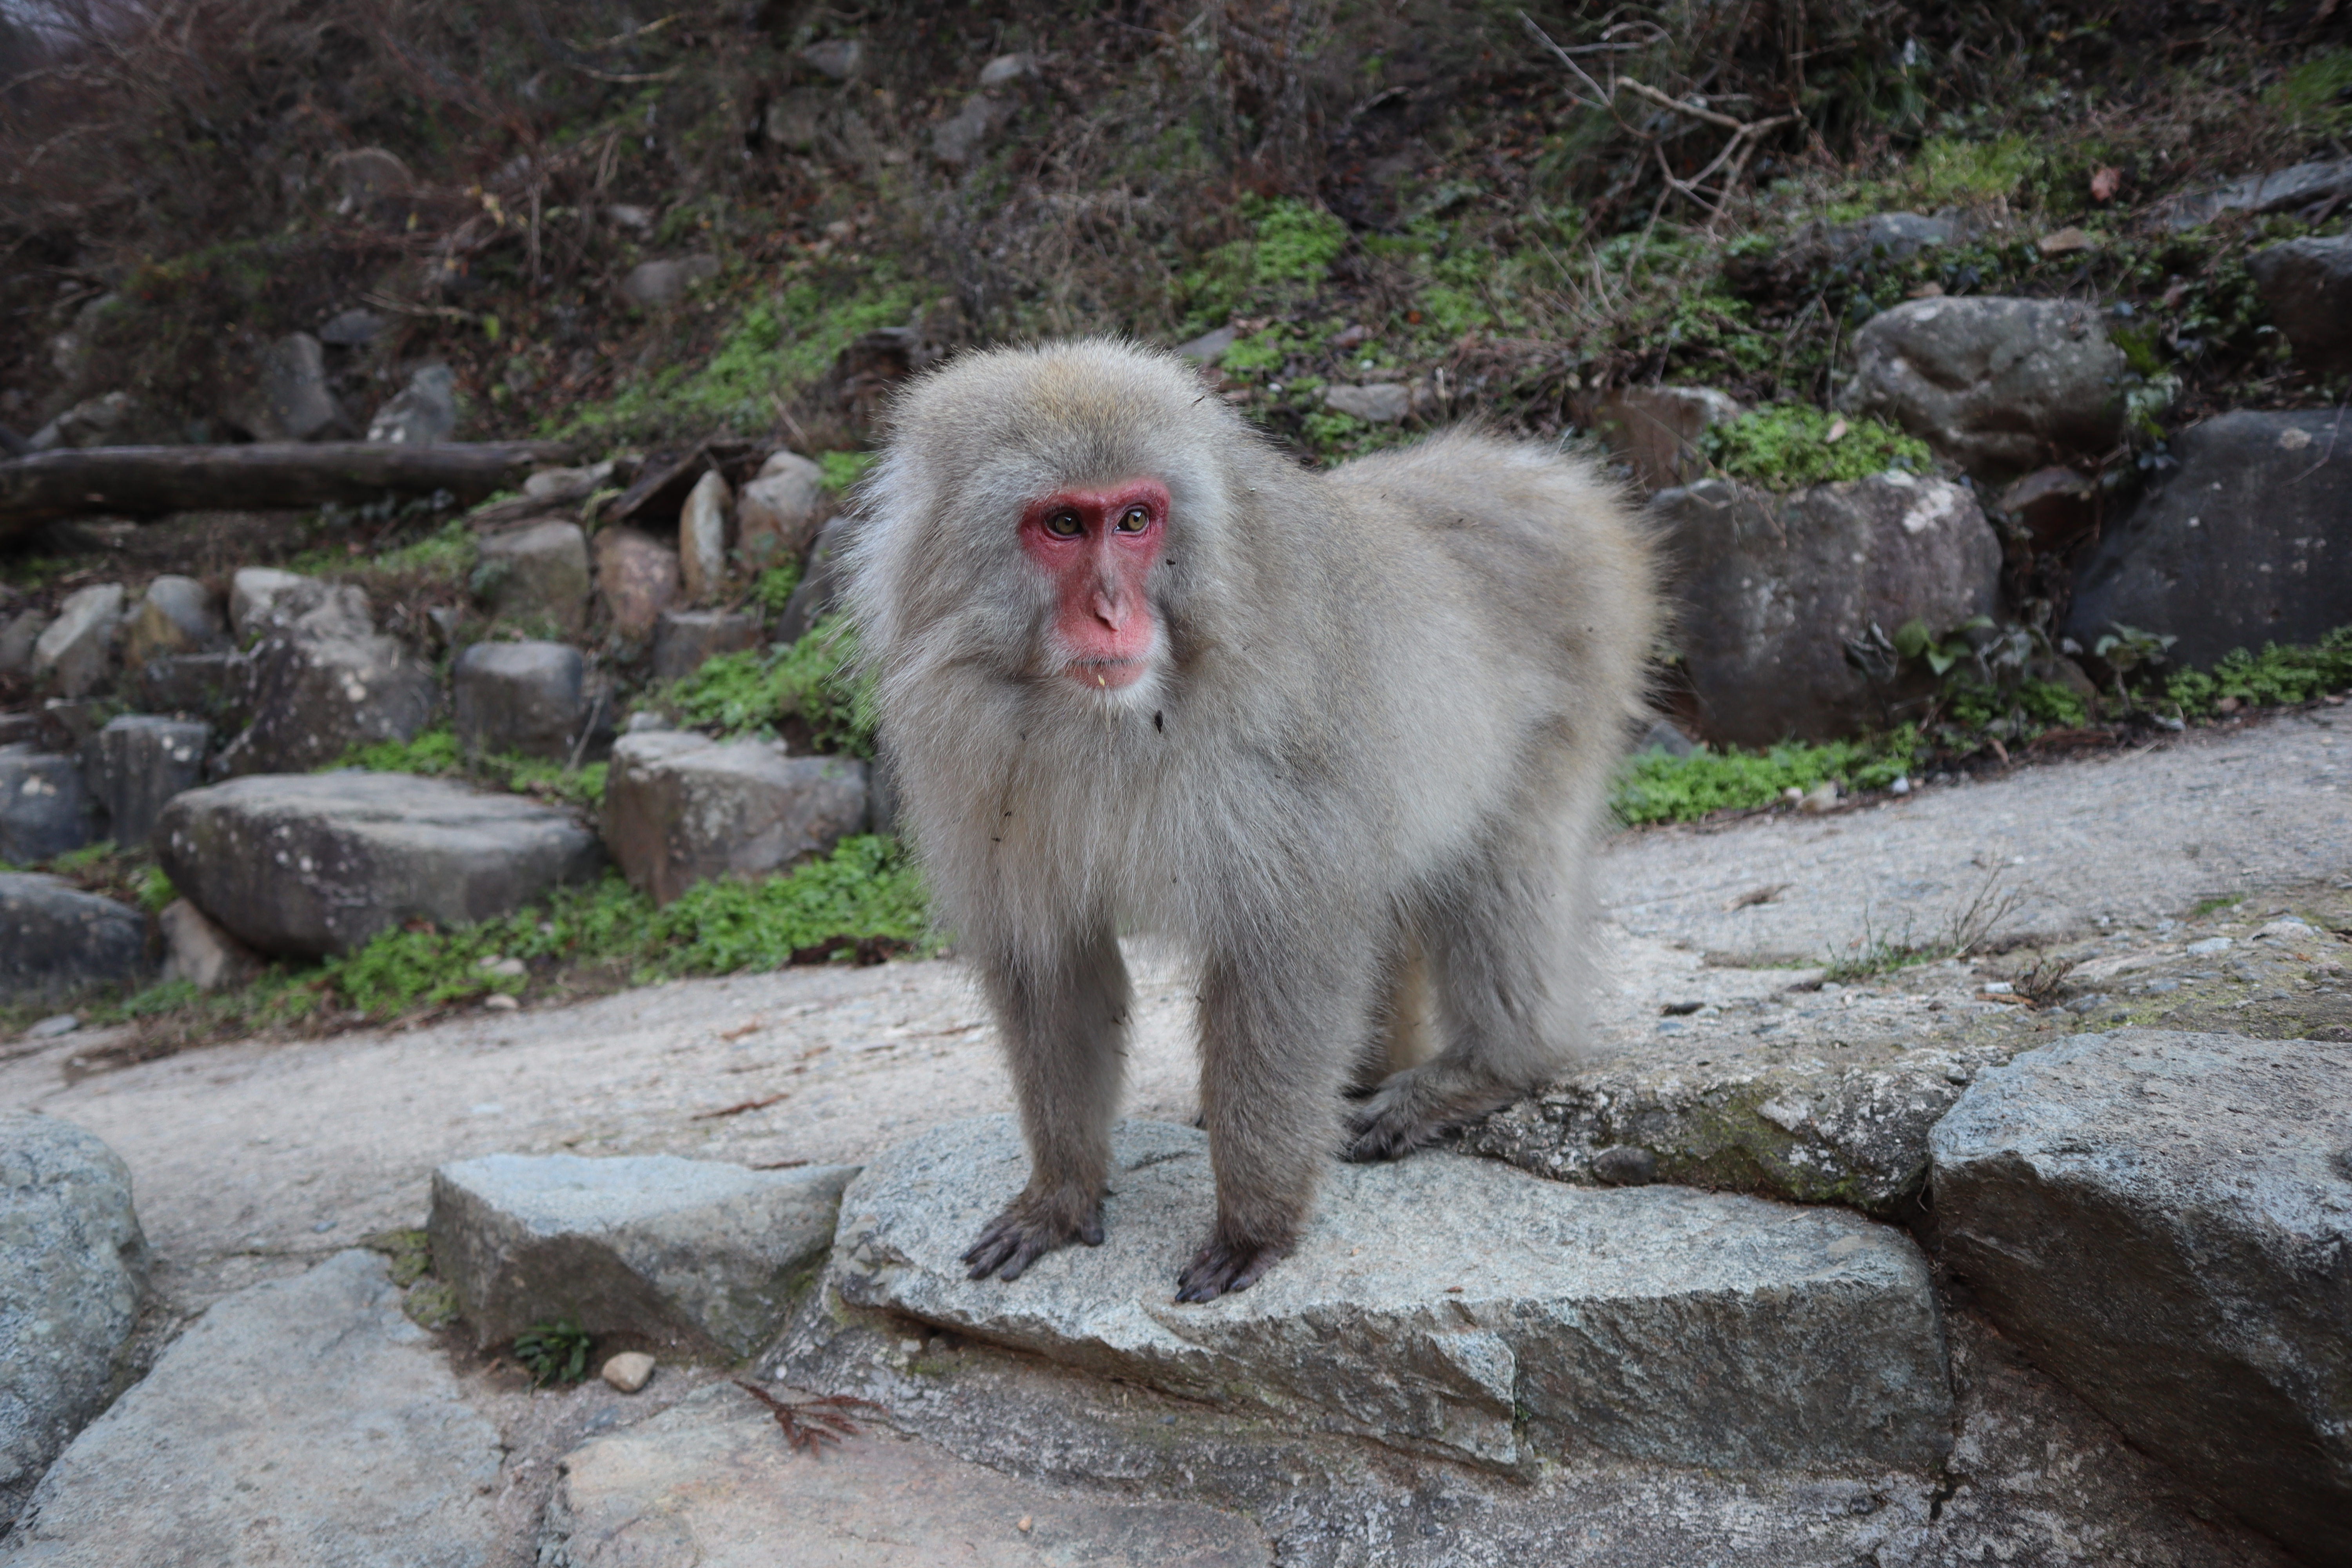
[4,706,2347,1564]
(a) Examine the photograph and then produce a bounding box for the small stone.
[2184,936,2233,955]
[1798,781,1841,814]
[736,452,829,573]
[452,641,586,761]
[1584,385,1742,492]
[601,1352,656,1393]
[1174,325,1237,365]
[621,256,720,310]
[483,994,519,1011]
[248,333,341,441]
[977,52,1036,89]
[366,364,458,445]
[651,610,762,684]
[2036,226,2094,254]
[26,1013,80,1039]
[1891,776,1912,795]
[477,520,592,637]
[593,527,681,641]
[601,733,869,905]
[678,469,733,605]
[800,38,863,79]
[1589,1145,1657,1186]
[1324,382,1414,424]
[32,584,125,699]
[327,146,413,206]
[317,307,387,346]
[158,898,261,993]
[477,955,526,977]
[931,94,1013,167]
[123,576,229,670]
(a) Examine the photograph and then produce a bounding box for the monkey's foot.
[1343,1065,1516,1162]
[961,1194,1105,1283]
[1174,1232,1291,1303]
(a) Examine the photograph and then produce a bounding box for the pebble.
[601,1351,657,1393]
[483,994,520,1011]
[2185,937,2234,955]
[2252,918,2312,941]
[25,1013,80,1039]
[1799,781,1841,813]
[1890,776,1912,795]
[477,955,526,976]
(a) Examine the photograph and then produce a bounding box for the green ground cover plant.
[1612,729,1926,826]
[330,730,608,810]
[1701,404,1933,490]
[656,614,874,756]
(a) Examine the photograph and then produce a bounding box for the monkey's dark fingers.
[1173,1235,1290,1303]
[961,1200,1105,1281]
[1341,1096,1446,1163]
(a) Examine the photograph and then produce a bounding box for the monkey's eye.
[1043,510,1082,538]
[1114,505,1152,533]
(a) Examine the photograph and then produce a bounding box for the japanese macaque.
[845,340,1656,1301]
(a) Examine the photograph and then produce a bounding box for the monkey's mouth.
[1066,658,1150,691]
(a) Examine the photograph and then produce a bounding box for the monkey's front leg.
[963,927,1132,1282]
[1176,947,1364,1303]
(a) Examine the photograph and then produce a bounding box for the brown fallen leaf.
[2090,165,2122,202]
[1724,883,1791,911]
[717,1017,766,1041]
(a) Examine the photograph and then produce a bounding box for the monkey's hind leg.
[963,927,1132,1282]
[1344,834,1592,1162]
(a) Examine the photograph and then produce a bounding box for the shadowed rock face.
[1653,472,2002,746]
[601,733,868,906]
[2064,410,2352,669]
[829,1116,1952,1475]
[155,771,605,956]
[0,875,146,1003]
[2248,233,2352,372]
[1931,1029,2352,1566]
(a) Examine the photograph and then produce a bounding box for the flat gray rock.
[1931,1029,2352,1566]
[538,1382,1268,1568]
[833,1117,1951,1474]
[3,1250,499,1567]
[601,733,867,906]
[430,1153,857,1357]
[155,772,606,956]
[0,1114,148,1530]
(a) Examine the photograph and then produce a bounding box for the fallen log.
[0,441,574,536]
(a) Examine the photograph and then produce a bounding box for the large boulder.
[428,1154,857,1357]
[650,609,761,685]
[736,450,829,573]
[2063,410,2352,669]
[120,577,227,672]
[601,732,867,905]
[2246,232,2352,373]
[592,526,679,641]
[1653,472,2002,745]
[450,641,584,761]
[30,586,123,700]
[830,1116,1952,1474]
[1837,296,2128,479]
[155,773,605,956]
[0,877,146,1003]
[1931,1029,2352,1565]
[0,1113,150,1530]
[213,592,436,777]
[4,1250,499,1566]
[476,519,590,637]
[0,747,96,864]
[80,715,208,850]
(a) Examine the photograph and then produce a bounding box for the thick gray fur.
[846,340,1657,1300]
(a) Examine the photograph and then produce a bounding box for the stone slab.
[0,876,147,1004]
[0,1114,148,1530]
[430,1154,858,1357]
[155,771,606,956]
[831,1117,1952,1474]
[1931,1029,2352,1566]
[538,1381,1269,1568]
[3,1250,499,1567]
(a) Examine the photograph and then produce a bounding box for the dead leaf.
[1824,417,1848,443]
[691,1093,788,1120]
[2090,165,2122,202]
[2036,226,2094,255]
[1724,883,1791,911]
[717,1018,766,1041]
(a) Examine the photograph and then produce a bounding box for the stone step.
[1931,1028,2352,1566]
[538,1382,1268,1568]
[829,1116,1952,1474]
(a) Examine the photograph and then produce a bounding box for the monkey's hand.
[1174,1232,1291,1303]
[1343,1064,1515,1163]
[962,1192,1105,1283]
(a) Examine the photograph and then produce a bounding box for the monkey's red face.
[1019,479,1169,691]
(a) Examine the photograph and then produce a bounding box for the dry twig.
[734,1382,878,1455]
